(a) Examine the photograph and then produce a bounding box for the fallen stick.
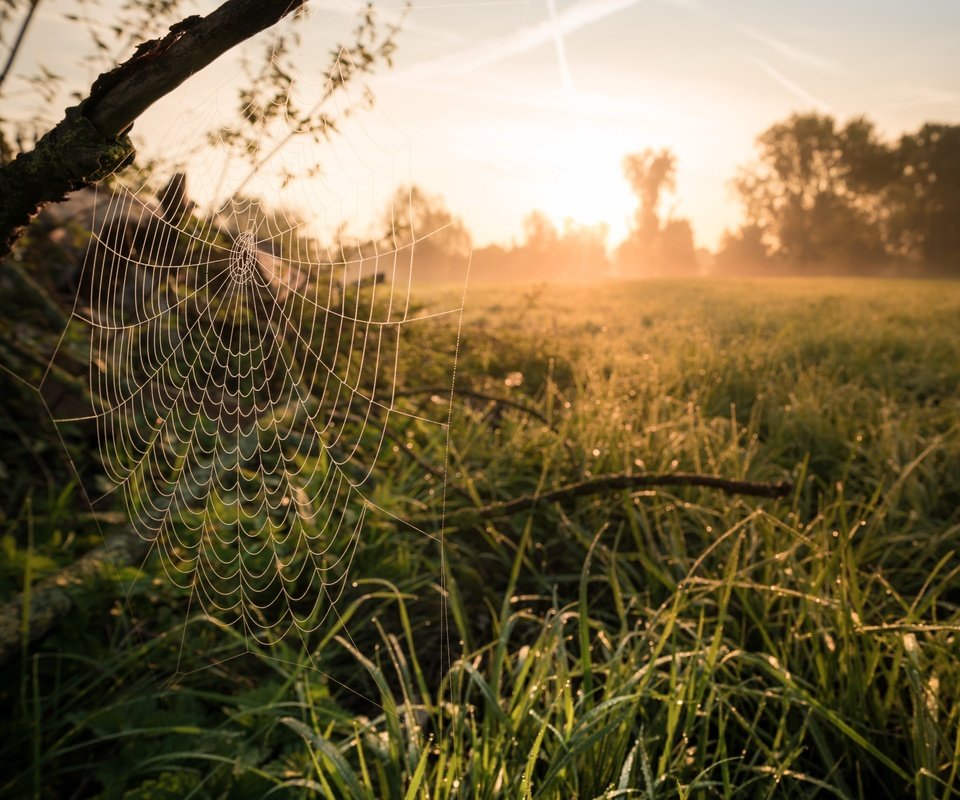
[0,529,150,668]
[441,472,793,524]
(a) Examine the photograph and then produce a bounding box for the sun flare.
[526,127,637,248]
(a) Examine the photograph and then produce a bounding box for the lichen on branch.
[0,107,134,259]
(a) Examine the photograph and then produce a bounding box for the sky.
[6,0,960,251]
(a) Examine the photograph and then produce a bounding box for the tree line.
[402,112,959,282]
[1,0,956,281]
[717,113,960,276]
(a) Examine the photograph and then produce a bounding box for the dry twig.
[442,472,793,524]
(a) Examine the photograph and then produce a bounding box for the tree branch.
[0,0,305,260]
[84,0,304,138]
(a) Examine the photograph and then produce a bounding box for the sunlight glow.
[511,126,637,248]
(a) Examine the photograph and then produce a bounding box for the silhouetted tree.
[523,210,560,253]
[886,123,960,269]
[726,112,960,275]
[660,218,697,274]
[731,113,890,270]
[715,224,773,275]
[471,211,608,284]
[617,148,697,275]
[378,185,470,284]
[623,149,676,246]
[556,217,609,280]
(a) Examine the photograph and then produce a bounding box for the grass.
[1,277,959,798]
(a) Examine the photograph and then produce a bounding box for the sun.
[527,127,637,248]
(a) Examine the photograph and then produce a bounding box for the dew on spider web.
[34,32,471,661]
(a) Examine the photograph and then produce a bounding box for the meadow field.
[1,277,959,798]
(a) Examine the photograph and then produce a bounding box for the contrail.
[748,56,831,112]
[390,0,652,81]
[733,21,839,72]
[545,0,576,94]
[311,0,467,45]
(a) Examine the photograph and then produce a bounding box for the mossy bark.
[0,0,304,261]
[0,530,151,668]
[0,107,134,259]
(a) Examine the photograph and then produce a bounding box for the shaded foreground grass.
[2,278,959,798]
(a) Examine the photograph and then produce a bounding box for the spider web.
[36,18,471,661]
